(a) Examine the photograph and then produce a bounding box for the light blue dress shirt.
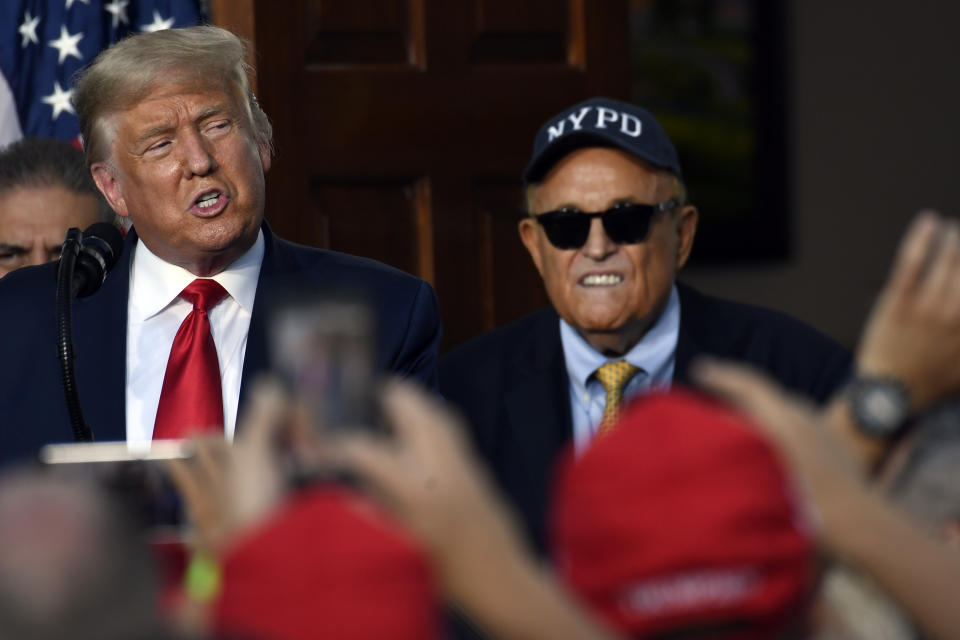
[560,285,680,451]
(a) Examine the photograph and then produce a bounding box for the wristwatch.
[845,376,910,438]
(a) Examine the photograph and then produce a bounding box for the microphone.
[73,222,124,298]
[55,222,124,442]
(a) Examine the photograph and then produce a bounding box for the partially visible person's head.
[552,389,815,639]
[215,486,439,640]
[0,468,163,640]
[75,25,273,168]
[885,403,960,547]
[0,138,113,277]
[75,26,274,276]
[519,98,698,356]
[812,408,960,640]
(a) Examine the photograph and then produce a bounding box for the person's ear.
[518,217,547,276]
[91,164,129,219]
[675,205,698,269]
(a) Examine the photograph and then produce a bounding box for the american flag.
[0,0,205,148]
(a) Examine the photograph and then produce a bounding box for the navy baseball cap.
[523,97,682,184]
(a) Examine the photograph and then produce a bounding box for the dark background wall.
[683,0,960,347]
[213,0,960,351]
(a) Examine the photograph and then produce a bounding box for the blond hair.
[74,25,273,165]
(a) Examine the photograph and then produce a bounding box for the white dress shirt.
[560,284,680,451]
[125,231,264,450]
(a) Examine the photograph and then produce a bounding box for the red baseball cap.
[552,389,815,639]
[215,485,440,640]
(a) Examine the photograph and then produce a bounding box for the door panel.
[210,0,628,350]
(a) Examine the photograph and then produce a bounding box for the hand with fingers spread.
[326,381,526,584]
[166,436,233,554]
[693,358,960,640]
[857,211,960,409]
[325,380,618,640]
[692,358,866,538]
[167,378,303,554]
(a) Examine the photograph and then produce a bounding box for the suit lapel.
[499,310,571,552]
[673,282,703,387]
[70,228,136,442]
[502,317,572,459]
[238,223,291,410]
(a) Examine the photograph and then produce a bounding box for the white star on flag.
[141,10,175,33]
[19,11,40,48]
[41,81,75,120]
[104,0,130,28]
[1,0,203,142]
[49,25,84,65]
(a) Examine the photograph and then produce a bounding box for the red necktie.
[153,279,229,440]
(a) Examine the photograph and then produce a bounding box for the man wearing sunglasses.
[440,97,852,556]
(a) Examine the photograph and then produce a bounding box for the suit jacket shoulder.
[674,282,852,402]
[242,227,443,396]
[440,307,564,445]
[0,255,130,462]
[441,308,560,388]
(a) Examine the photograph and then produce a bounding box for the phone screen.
[266,288,380,434]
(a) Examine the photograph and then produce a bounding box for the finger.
[165,457,218,531]
[287,396,319,449]
[237,375,291,449]
[189,437,230,489]
[692,358,777,409]
[917,218,960,309]
[166,455,227,552]
[691,358,800,436]
[947,234,960,319]
[887,210,941,298]
[381,378,466,451]
[165,456,203,506]
[324,436,408,509]
[380,380,434,449]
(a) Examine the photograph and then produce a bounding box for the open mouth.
[580,273,624,287]
[195,190,222,210]
[191,189,228,215]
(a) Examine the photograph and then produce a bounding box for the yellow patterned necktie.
[594,360,640,436]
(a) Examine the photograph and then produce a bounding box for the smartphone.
[39,440,191,532]
[266,287,381,434]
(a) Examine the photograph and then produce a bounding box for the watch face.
[863,387,903,423]
[852,379,909,437]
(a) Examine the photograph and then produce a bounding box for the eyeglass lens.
[537,203,668,250]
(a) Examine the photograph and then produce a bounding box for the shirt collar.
[560,284,681,389]
[128,229,265,322]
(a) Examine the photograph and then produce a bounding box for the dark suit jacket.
[439,282,851,555]
[0,224,441,466]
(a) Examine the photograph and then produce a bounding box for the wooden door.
[211,0,629,350]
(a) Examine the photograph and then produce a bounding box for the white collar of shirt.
[128,230,263,322]
[126,229,264,451]
[560,284,681,450]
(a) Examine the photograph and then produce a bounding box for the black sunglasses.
[534,199,679,250]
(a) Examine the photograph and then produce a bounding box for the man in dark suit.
[440,97,850,555]
[0,26,439,465]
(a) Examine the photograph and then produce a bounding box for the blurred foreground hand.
[694,358,960,640]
